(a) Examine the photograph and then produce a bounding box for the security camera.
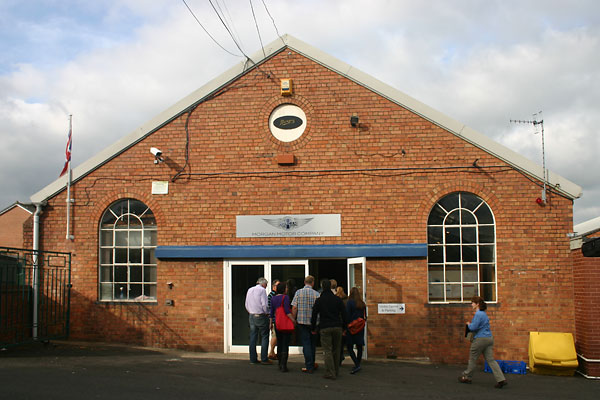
[150,147,164,163]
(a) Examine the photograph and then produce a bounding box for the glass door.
[225,260,308,354]
[347,257,367,359]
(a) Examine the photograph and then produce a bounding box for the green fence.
[0,247,71,347]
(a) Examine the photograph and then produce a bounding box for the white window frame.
[427,192,497,303]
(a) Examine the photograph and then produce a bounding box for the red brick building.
[0,202,34,248]
[571,217,600,378]
[27,35,583,364]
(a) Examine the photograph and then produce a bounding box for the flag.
[59,126,72,177]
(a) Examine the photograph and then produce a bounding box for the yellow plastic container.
[528,332,578,376]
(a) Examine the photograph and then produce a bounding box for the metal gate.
[0,247,71,347]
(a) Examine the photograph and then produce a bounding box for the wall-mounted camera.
[150,147,164,163]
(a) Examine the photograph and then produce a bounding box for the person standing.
[311,279,348,380]
[270,282,296,372]
[267,279,280,360]
[346,287,366,374]
[245,277,271,365]
[458,296,507,388]
[291,275,320,373]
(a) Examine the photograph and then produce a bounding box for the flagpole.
[66,115,74,240]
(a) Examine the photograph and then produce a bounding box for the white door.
[347,257,367,359]
[224,260,308,354]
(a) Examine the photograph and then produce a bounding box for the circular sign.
[269,104,307,142]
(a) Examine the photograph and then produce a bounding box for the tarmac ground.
[0,340,597,399]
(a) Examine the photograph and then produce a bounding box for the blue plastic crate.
[502,360,527,375]
[484,360,504,373]
[484,360,527,374]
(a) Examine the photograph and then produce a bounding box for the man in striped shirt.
[292,275,320,373]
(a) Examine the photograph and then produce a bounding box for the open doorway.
[309,259,348,293]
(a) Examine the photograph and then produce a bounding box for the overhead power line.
[181,0,243,57]
[249,0,266,58]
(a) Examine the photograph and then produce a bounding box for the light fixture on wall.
[150,147,164,164]
[350,113,359,127]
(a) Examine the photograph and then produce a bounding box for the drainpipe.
[32,201,46,340]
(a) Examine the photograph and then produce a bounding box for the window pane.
[130,265,142,282]
[446,284,461,301]
[479,226,495,243]
[445,210,460,225]
[480,264,496,282]
[428,246,443,263]
[115,284,127,300]
[445,227,460,243]
[143,248,156,264]
[115,216,128,230]
[428,226,443,244]
[479,245,495,262]
[463,284,477,299]
[428,265,443,283]
[115,266,127,282]
[144,230,157,246]
[461,210,476,225]
[144,284,157,298]
[480,284,496,302]
[130,201,148,217]
[463,265,478,282]
[129,248,142,264]
[428,204,446,225]
[446,265,460,283]
[475,205,494,224]
[446,245,460,262]
[462,227,476,244]
[141,212,156,227]
[460,193,481,212]
[110,200,129,217]
[115,248,127,264]
[101,212,116,227]
[429,284,444,301]
[100,248,113,264]
[100,283,113,300]
[100,266,112,282]
[115,231,128,246]
[144,266,157,283]
[438,193,459,212]
[129,284,142,300]
[463,245,477,262]
[129,216,142,230]
[100,230,113,246]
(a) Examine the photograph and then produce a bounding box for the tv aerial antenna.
[510,111,547,204]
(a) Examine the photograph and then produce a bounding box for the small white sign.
[151,181,169,195]
[378,303,406,314]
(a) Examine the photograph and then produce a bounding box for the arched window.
[99,199,157,302]
[427,192,496,303]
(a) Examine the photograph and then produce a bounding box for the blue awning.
[156,243,427,259]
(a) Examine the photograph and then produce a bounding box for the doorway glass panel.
[231,264,264,346]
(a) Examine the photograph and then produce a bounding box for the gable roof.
[30,34,582,204]
[573,216,600,238]
[0,201,35,216]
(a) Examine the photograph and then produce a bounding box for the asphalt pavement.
[0,341,597,399]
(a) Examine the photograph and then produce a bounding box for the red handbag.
[275,304,295,333]
[348,317,366,335]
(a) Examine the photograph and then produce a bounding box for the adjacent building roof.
[0,201,35,216]
[30,34,583,204]
[574,216,600,238]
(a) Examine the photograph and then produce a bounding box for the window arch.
[427,192,496,303]
[99,199,157,302]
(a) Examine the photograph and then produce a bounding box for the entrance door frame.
[347,257,367,359]
[224,259,309,354]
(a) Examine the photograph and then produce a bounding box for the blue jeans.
[249,314,270,363]
[298,324,316,370]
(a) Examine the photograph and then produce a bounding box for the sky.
[0,0,598,225]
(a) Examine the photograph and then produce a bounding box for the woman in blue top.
[270,282,296,372]
[459,296,507,388]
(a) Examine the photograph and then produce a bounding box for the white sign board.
[236,214,341,237]
[378,303,406,314]
[151,181,169,195]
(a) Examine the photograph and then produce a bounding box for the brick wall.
[572,246,600,377]
[0,207,31,248]
[29,49,576,364]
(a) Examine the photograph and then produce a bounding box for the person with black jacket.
[311,279,348,380]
